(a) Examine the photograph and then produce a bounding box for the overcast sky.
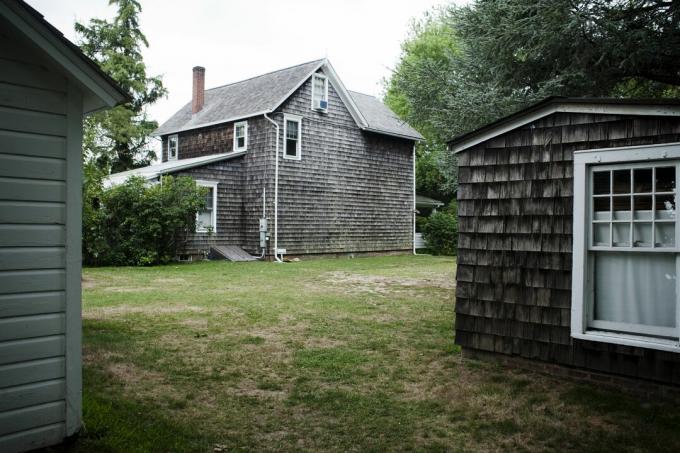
[26,0,466,128]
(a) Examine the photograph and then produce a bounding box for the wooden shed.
[449,97,680,385]
[0,1,128,451]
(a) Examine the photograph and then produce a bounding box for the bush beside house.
[84,175,207,266]
[422,203,457,256]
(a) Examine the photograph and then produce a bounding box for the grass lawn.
[73,255,680,452]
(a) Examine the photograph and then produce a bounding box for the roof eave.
[3,0,130,113]
[448,98,680,154]
[152,110,272,137]
[361,126,422,142]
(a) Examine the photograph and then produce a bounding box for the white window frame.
[283,114,302,160]
[310,73,328,112]
[572,142,680,352]
[195,180,218,233]
[168,134,178,161]
[233,121,248,152]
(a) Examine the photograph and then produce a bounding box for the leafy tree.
[76,0,166,173]
[385,1,680,194]
[384,10,459,202]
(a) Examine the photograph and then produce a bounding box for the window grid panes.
[168,135,178,160]
[312,74,327,109]
[234,123,246,150]
[285,119,300,158]
[591,164,677,249]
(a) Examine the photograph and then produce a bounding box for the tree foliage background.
[76,0,166,175]
[385,0,680,202]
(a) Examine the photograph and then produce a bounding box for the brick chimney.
[192,66,205,114]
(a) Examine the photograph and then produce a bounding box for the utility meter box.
[259,218,268,232]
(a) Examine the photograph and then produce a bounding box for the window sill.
[283,155,301,161]
[572,330,680,353]
[311,108,328,114]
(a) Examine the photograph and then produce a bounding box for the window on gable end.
[311,74,328,112]
[234,121,248,152]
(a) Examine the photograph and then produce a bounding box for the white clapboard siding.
[0,225,65,247]
[0,401,65,436]
[0,314,65,342]
[0,154,66,181]
[0,178,66,203]
[0,423,66,453]
[0,202,65,224]
[0,357,65,389]
[0,336,65,366]
[0,292,66,318]
[0,379,65,412]
[0,52,69,450]
[0,248,65,271]
[0,130,66,159]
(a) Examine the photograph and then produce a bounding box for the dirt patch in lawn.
[322,271,455,296]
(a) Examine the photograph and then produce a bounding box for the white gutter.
[263,113,283,262]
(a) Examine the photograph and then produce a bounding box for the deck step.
[210,245,258,262]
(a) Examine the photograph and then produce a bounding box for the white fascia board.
[0,2,126,111]
[320,60,369,128]
[451,103,680,154]
[104,151,247,188]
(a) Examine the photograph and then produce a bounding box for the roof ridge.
[205,58,325,93]
[348,90,377,98]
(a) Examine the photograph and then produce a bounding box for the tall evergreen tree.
[76,0,166,173]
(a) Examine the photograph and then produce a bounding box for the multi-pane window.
[168,135,178,160]
[588,162,678,340]
[284,115,301,159]
[311,74,328,112]
[234,121,247,151]
[196,182,217,233]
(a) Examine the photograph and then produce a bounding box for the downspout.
[263,113,283,262]
[257,187,266,259]
[412,143,417,255]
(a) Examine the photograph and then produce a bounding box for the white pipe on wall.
[413,143,417,255]
[264,113,283,262]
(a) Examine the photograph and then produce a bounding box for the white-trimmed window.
[311,73,328,112]
[234,121,248,152]
[283,114,302,160]
[572,143,680,352]
[168,134,178,161]
[196,180,218,233]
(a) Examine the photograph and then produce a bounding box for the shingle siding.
[272,70,413,255]
[455,112,680,384]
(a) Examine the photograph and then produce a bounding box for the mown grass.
[68,255,680,452]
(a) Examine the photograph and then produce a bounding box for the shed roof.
[154,59,422,141]
[103,151,246,188]
[1,0,130,113]
[416,195,444,208]
[448,96,680,153]
[349,91,422,140]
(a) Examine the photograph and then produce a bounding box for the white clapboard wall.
[0,13,82,453]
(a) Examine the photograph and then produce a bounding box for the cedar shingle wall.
[456,113,680,384]
[176,116,273,256]
[273,70,414,255]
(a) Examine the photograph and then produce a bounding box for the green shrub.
[83,175,207,266]
[422,210,457,256]
[416,215,429,233]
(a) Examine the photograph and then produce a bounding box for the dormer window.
[168,135,178,161]
[311,74,328,112]
[234,121,247,152]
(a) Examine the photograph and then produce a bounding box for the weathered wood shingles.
[456,113,680,384]
[161,70,414,257]
[272,70,413,255]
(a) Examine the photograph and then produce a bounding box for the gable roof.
[448,96,680,153]
[1,0,130,113]
[103,151,246,188]
[154,58,422,141]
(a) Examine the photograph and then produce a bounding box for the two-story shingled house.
[107,59,422,260]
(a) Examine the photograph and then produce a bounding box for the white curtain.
[594,252,676,328]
